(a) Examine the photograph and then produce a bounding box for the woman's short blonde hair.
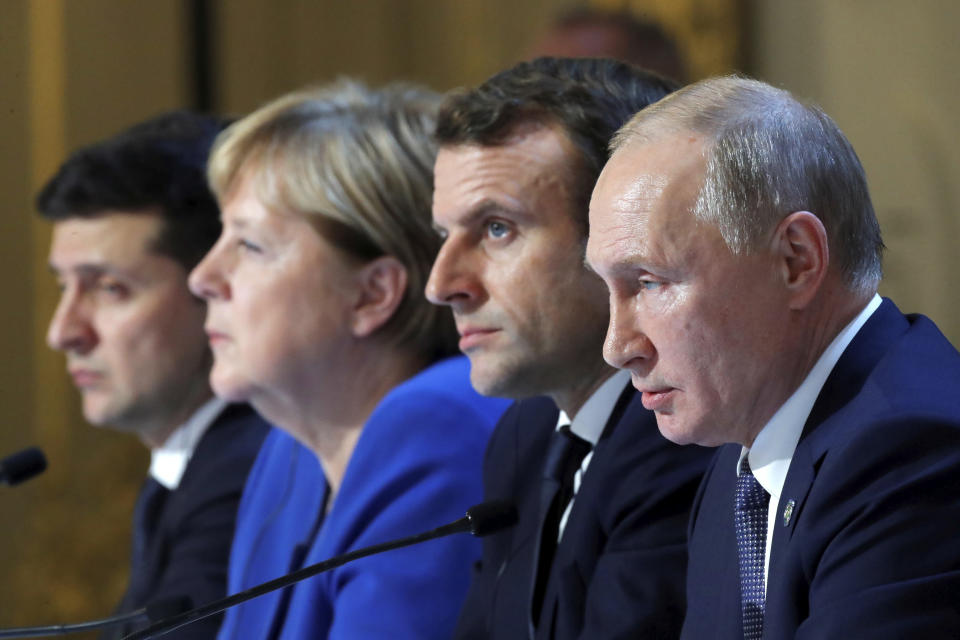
[208,80,456,360]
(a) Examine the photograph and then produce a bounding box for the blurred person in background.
[38,111,269,639]
[189,81,510,640]
[426,57,712,640]
[528,7,687,82]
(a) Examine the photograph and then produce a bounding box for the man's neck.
[552,360,620,418]
[138,388,216,450]
[740,287,877,448]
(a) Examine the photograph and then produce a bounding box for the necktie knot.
[543,424,592,487]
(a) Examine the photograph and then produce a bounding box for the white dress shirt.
[737,294,882,583]
[149,397,228,490]
[555,369,633,541]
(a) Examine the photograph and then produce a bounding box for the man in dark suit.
[426,57,713,639]
[37,112,268,639]
[588,76,960,638]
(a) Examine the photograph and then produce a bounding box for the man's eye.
[486,221,510,239]
[99,281,129,298]
[238,238,262,253]
[639,280,661,291]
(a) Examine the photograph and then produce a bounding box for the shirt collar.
[149,397,227,490]
[739,294,882,500]
[556,369,632,446]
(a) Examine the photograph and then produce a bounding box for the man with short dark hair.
[588,75,960,638]
[426,57,712,639]
[38,111,268,639]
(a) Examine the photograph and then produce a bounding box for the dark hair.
[542,7,687,82]
[436,57,679,224]
[36,110,229,270]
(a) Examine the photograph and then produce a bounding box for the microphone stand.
[0,501,514,640]
[0,606,162,638]
[124,501,516,640]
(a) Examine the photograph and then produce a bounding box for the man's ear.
[349,255,408,338]
[772,211,829,310]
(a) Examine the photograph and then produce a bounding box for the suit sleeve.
[321,391,496,640]
[792,416,960,638]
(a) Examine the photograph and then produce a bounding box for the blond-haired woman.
[189,82,508,639]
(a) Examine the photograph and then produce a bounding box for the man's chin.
[82,401,132,433]
[655,414,722,448]
[467,358,548,400]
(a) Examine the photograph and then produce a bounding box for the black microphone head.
[0,447,47,486]
[465,500,518,537]
[145,595,194,622]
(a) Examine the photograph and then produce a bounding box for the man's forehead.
[433,133,578,222]
[596,134,705,208]
[588,136,708,266]
[49,212,167,270]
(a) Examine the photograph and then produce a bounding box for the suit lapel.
[769,299,909,585]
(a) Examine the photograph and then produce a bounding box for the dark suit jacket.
[105,402,268,640]
[455,385,713,640]
[682,299,960,639]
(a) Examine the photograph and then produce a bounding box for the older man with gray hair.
[587,76,960,638]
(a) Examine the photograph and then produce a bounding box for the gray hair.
[612,75,884,294]
[208,79,456,359]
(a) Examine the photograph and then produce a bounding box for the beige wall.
[751,0,960,345]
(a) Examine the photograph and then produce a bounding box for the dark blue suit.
[106,402,268,640]
[683,299,960,639]
[455,385,713,640]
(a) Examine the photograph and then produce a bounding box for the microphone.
[0,596,192,638]
[0,448,47,486]
[124,500,518,640]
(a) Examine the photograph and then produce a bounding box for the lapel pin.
[782,499,796,527]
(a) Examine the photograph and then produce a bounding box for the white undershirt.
[149,397,227,490]
[555,369,632,541]
[736,294,881,583]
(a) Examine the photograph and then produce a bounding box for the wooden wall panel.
[1,1,186,633]
[216,0,609,114]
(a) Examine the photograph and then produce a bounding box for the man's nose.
[47,292,97,354]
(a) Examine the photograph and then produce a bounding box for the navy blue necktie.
[735,457,770,640]
[531,424,592,628]
[131,477,169,571]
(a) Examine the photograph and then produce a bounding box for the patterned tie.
[531,423,592,627]
[735,457,770,640]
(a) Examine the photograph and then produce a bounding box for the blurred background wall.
[0,0,956,633]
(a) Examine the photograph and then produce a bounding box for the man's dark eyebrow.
[47,263,136,282]
[458,199,531,230]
